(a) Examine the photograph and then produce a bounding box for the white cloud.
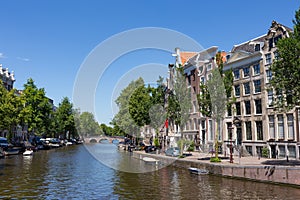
[17,57,30,62]
[0,53,5,58]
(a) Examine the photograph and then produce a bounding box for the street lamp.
[227,124,234,163]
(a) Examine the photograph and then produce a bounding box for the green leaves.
[19,78,53,135]
[113,76,167,137]
[168,68,191,133]
[0,84,21,133]
[270,8,300,111]
[56,97,77,138]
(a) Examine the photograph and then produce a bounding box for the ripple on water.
[1,144,300,199]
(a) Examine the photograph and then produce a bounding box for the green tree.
[56,97,77,139]
[151,76,165,106]
[100,123,114,136]
[113,78,144,137]
[206,68,227,160]
[0,82,21,138]
[129,85,152,126]
[197,82,211,117]
[270,8,300,111]
[19,78,52,136]
[167,67,191,155]
[149,76,167,139]
[149,104,166,147]
[197,52,233,160]
[79,111,100,136]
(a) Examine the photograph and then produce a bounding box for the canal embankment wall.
[132,151,300,187]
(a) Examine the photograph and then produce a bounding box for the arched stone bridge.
[83,136,124,144]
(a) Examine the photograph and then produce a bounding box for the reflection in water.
[0,144,299,199]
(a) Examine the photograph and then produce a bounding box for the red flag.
[165,119,168,129]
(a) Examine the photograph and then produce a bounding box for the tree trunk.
[214,120,219,159]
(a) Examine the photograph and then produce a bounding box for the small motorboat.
[143,157,159,165]
[188,167,209,175]
[23,149,33,156]
[4,148,19,156]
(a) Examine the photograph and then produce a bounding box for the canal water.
[0,144,299,199]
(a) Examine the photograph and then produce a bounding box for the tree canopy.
[18,78,53,135]
[55,97,77,139]
[0,81,21,136]
[270,7,300,111]
[167,67,191,137]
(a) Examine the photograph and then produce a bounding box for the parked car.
[165,147,180,157]
[144,146,157,153]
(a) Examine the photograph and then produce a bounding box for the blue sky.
[0,1,299,124]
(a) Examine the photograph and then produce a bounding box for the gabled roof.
[226,50,253,64]
[180,52,198,65]
[185,46,219,66]
[231,34,267,53]
[231,21,292,53]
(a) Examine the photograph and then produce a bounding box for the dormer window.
[255,44,260,51]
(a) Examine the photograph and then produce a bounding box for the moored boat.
[4,148,20,156]
[23,149,33,156]
[188,167,209,175]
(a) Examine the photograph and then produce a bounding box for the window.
[255,99,262,114]
[265,53,272,65]
[233,69,240,79]
[279,145,285,158]
[200,76,205,83]
[245,121,252,140]
[234,85,240,96]
[187,76,191,86]
[276,88,283,102]
[268,39,274,50]
[253,64,260,75]
[227,104,232,117]
[278,115,284,139]
[254,44,260,51]
[193,118,197,130]
[243,67,250,77]
[256,121,263,140]
[266,69,272,82]
[207,64,212,71]
[287,114,294,139]
[287,90,293,105]
[245,100,251,115]
[253,79,261,93]
[207,74,212,80]
[246,146,253,156]
[193,101,197,113]
[274,51,279,60]
[227,122,233,140]
[201,120,205,130]
[236,102,241,115]
[243,82,250,95]
[192,72,196,81]
[269,115,275,139]
[288,146,296,158]
[267,90,273,107]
